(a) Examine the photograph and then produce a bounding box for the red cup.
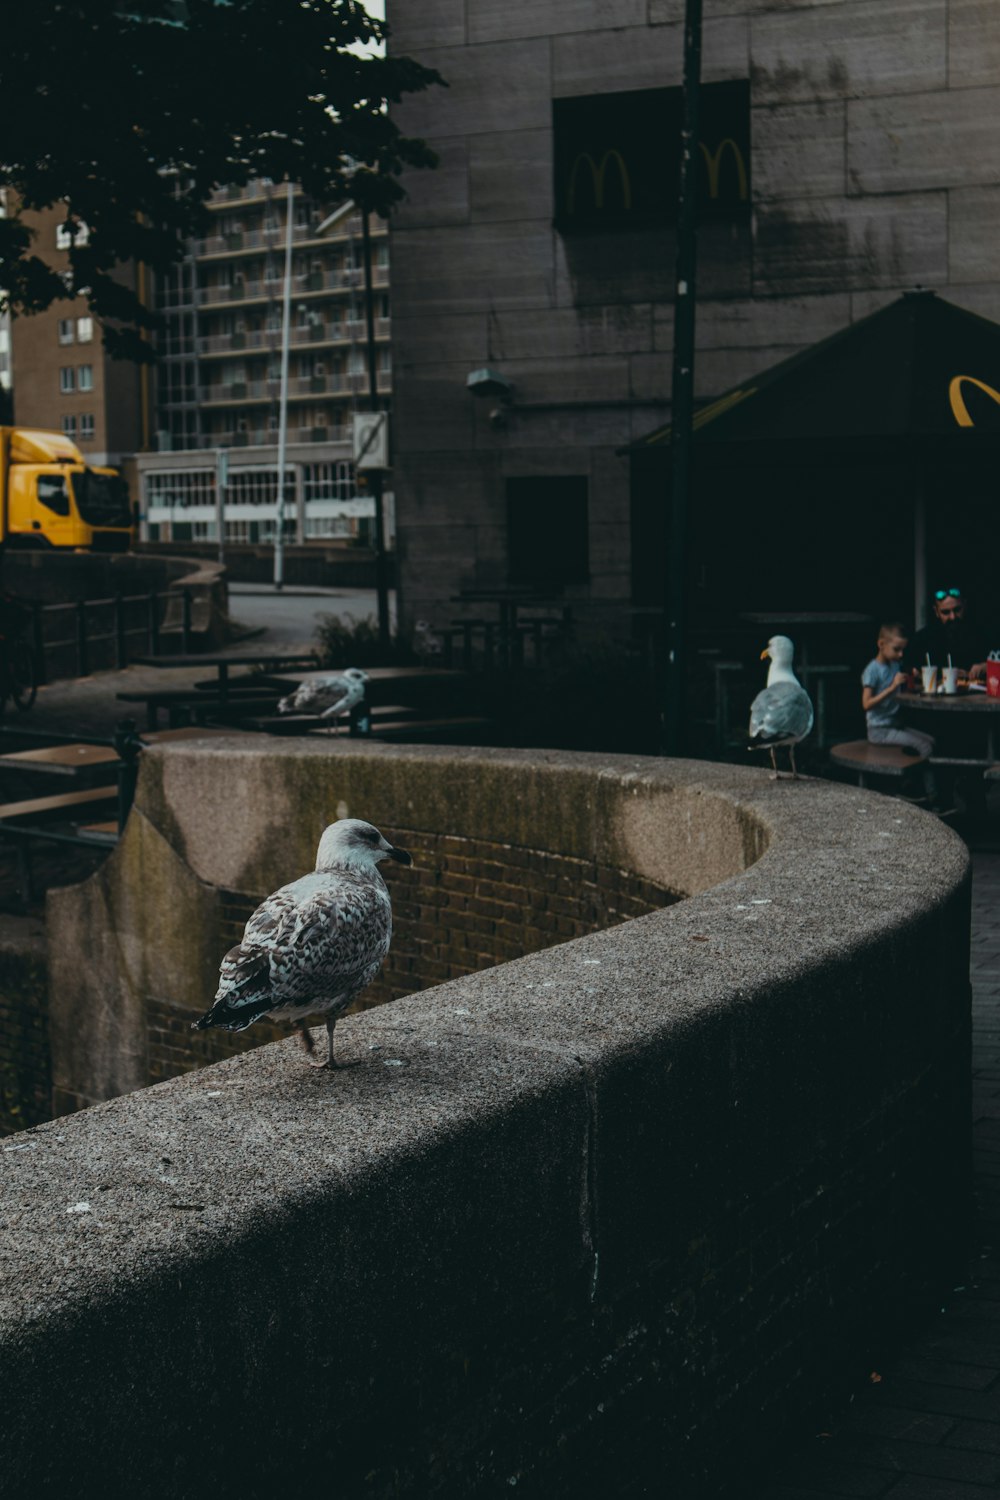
[987,660,1000,698]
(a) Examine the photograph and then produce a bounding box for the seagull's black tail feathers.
[191,945,273,1033]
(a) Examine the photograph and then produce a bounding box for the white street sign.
[352,411,389,470]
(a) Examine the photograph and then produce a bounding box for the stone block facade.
[386,0,1000,633]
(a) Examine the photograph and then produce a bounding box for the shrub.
[313,612,398,668]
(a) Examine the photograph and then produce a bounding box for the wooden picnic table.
[0,725,236,779]
[128,651,319,702]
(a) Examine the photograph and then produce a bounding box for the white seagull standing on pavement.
[192,818,411,1069]
[748,635,814,779]
[277,667,369,724]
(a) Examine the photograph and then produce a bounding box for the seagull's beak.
[760,647,770,660]
[386,843,412,866]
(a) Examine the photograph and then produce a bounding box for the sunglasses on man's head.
[934,588,962,600]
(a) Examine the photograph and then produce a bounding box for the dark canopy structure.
[626,290,1000,636]
[627,288,1000,465]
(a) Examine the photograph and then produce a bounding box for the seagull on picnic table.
[192,818,411,1070]
[748,635,814,779]
[277,667,369,724]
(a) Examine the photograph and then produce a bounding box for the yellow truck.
[0,427,134,551]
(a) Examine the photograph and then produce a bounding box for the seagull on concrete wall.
[277,667,369,724]
[748,635,814,779]
[192,818,411,1069]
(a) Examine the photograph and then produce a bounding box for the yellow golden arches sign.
[566,149,632,215]
[699,138,748,201]
[949,374,1000,427]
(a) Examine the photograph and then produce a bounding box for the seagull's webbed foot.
[298,1021,333,1069]
[298,1018,359,1070]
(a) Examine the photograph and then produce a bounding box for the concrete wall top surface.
[1,745,967,1338]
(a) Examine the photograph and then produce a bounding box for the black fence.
[26,588,194,683]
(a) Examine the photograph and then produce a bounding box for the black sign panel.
[553,80,750,233]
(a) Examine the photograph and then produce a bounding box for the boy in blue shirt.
[861,622,937,803]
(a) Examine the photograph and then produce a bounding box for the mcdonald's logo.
[566,149,632,216]
[949,374,1000,427]
[699,138,748,201]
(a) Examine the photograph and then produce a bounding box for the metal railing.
[27,588,195,683]
[439,615,572,672]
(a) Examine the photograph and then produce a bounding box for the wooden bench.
[116,687,284,730]
[829,740,928,787]
[245,704,418,736]
[0,785,119,823]
[0,786,120,902]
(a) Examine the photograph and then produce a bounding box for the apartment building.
[8,184,392,548]
[9,204,145,465]
[139,180,391,546]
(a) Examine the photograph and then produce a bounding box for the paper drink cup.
[921,666,939,694]
[942,667,959,694]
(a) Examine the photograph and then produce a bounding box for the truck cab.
[1,428,133,551]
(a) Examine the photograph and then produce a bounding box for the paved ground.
[750,849,1000,1498]
[227,581,395,647]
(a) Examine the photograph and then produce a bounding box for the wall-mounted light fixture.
[466,367,515,428]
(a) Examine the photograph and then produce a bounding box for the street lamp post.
[361,207,391,650]
[273,178,295,590]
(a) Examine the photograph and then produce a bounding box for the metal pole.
[914,473,927,628]
[362,208,391,650]
[215,446,228,566]
[273,178,295,590]
[663,0,703,757]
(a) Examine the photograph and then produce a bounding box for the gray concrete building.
[386,0,1000,640]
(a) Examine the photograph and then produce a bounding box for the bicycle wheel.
[10,640,37,710]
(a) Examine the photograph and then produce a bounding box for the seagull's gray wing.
[204,875,390,1029]
[318,675,365,720]
[748,682,814,745]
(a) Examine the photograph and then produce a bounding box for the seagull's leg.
[789,744,799,779]
[769,747,780,780]
[297,1021,331,1069]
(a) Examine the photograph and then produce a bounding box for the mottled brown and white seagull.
[277,667,368,723]
[192,818,411,1069]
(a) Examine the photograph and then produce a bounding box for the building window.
[78,364,94,392]
[552,79,750,233]
[506,476,589,588]
[55,218,90,249]
[59,366,75,393]
[61,414,77,437]
[76,317,93,343]
[58,319,75,345]
[79,413,95,439]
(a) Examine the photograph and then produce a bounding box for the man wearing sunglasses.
[903,588,988,683]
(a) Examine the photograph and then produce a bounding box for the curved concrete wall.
[1,747,971,1498]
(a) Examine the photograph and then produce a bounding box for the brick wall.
[0,943,49,1136]
[145,828,677,1084]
